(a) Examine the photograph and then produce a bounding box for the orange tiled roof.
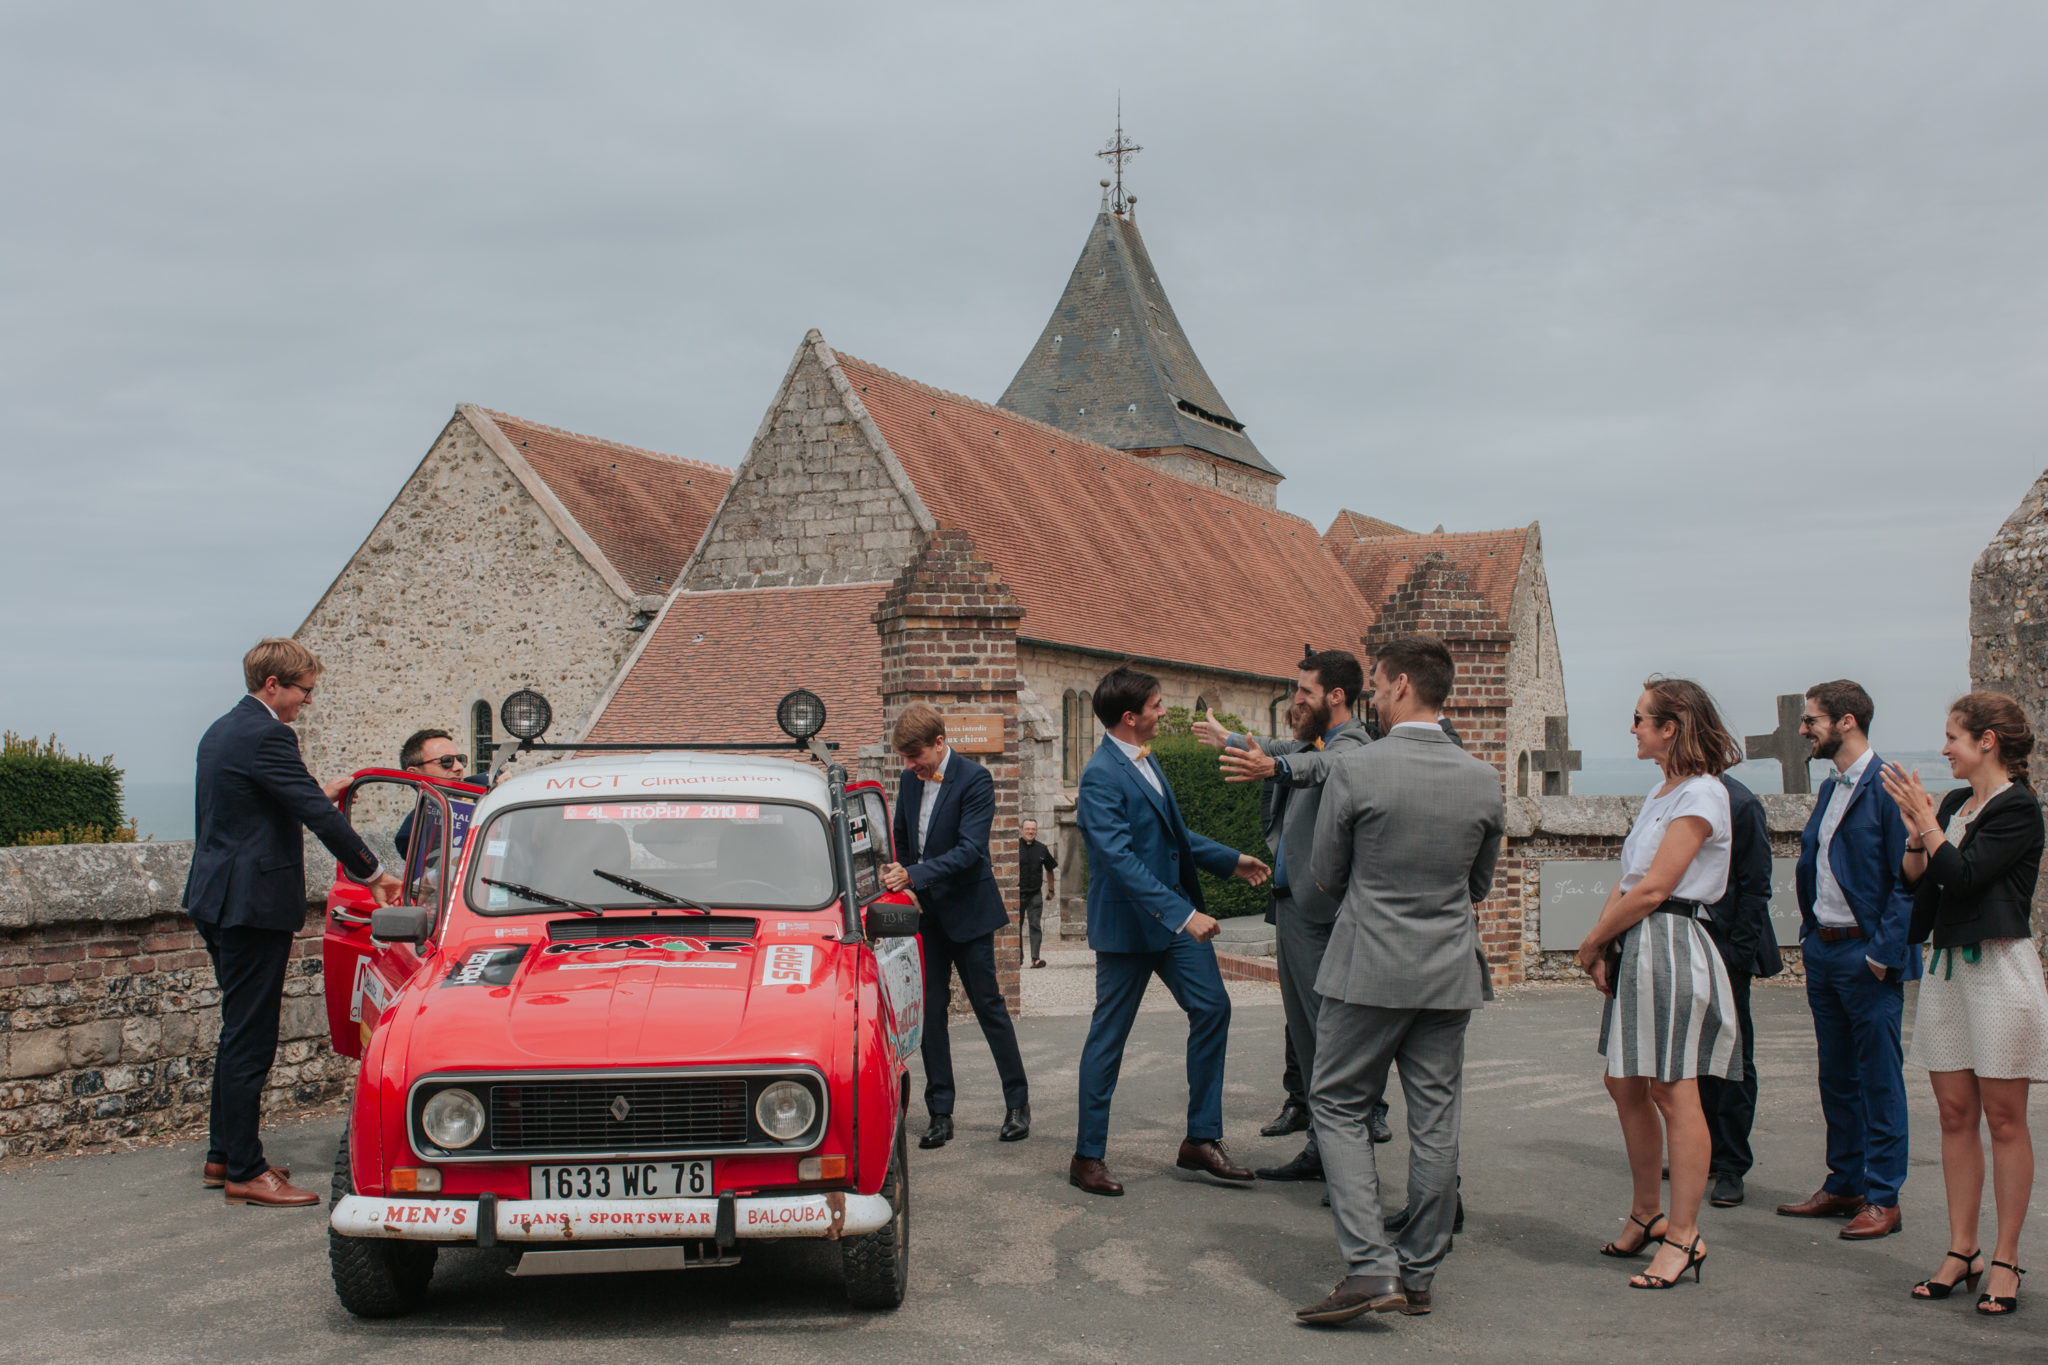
[483,409,732,598]
[581,584,886,746]
[1329,509,1413,539]
[1322,518,1529,626]
[839,353,1371,678]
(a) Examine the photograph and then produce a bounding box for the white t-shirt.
[1618,774,1731,909]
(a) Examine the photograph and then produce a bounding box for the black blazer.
[1907,783,2043,949]
[1706,774,1784,978]
[181,695,379,933]
[892,750,1009,942]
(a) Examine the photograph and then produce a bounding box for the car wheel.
[328,1125,437,1318]
[841,1117,909,1309]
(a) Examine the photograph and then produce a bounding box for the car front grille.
[485,1077,752,1154]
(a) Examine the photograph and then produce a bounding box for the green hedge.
[0,733,126,846]
[1150,733,1272,918]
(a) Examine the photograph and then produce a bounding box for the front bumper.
[331,1192,890,1243]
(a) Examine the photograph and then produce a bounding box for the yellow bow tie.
[1133,745,1152,762]
[926,772,943,783]
[1312,738,1325,750]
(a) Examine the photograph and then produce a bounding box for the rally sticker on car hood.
[760,943,814,986]
[443,946,529,987]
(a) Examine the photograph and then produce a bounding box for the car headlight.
[420,1088,486,1150]
[755,1080,817,1141]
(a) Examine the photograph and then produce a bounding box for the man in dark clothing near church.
[1700,772,1783,1207]
[1019,818,1057,969]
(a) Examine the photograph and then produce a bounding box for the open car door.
[846,779,922,1058]
[321,770,482,1058]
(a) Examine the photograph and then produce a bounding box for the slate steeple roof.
[997,210,1278,478]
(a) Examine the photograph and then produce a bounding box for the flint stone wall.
[0,842,341,1161]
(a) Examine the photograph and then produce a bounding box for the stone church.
[293,172,1573,993]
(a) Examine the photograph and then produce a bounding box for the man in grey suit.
[1295,634,1504,1325]
[1194,648,1374,1181]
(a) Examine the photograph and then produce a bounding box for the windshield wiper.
[480,876,603,917]
[591,868,711,915]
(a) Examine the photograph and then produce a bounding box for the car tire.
[328,1125,438,1318]
[841,1117,909,1309]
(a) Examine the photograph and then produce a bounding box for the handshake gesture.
[1192,708,1278,783]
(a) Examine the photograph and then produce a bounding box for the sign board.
[1537,859,1804,951]
[946,712,1005,754]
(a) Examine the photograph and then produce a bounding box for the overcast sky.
[3,1,2043,795]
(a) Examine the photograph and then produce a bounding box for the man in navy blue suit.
[1776,679,1921,1240]
[182,639,401,1207]
[1069,667,1271,1196]
[882,703,1030,1147]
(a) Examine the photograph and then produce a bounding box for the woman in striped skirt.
[1576,677,1746,1289]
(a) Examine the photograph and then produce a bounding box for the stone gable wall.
[683,347,928,591]
[1504,540,1571,794]
[293,413,638,783]
[1969,466,2048,944]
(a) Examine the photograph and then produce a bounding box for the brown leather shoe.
[1177,1138,1254,1184]
[1776,1187,1867,1218]
[1400,1287,1433,1315]
[1069,1156,1124,1197]
[1296,1275,1407,1324]
[203,1161,287,1189]
[1840,1203,1902,1240]
[223,1168,320,1207]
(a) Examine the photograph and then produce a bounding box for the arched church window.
[1079,690,1094,765]
[1062,690,1079,784]
[1517,752,1530,797]
[1195,694,1211,718]
[1269,696,1284,737]
[473,700,495,781]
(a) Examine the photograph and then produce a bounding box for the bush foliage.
[1149,732,1272,919]
[1,732,128,847]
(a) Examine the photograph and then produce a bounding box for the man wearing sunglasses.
[395,730,468,860]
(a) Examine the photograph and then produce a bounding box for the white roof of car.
[477,752,831,819]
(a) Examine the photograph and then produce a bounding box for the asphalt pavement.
[2,974,2045,1364]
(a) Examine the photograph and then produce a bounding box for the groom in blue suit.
[1070,667,1271,1196]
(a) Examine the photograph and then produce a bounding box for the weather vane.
[1097,97,1142,215]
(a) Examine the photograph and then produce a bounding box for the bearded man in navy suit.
[883,703,1031,1147]
[1068,667,1271,1197]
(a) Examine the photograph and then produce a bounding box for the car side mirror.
[370,905,433,944]
[864,903,920,939]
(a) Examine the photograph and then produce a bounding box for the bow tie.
[1832,771,1857,788]
[1133,745,1152,762]
[1312,738,1326,751]
[925,771,943,783]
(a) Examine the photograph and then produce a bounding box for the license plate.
[529,1161,713,1201]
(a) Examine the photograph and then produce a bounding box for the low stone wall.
[0,841,344,1161]
[1494,795,1815,984]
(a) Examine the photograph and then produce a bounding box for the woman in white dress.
[1576,677,1745,1290]
[1883,691,2046,1316]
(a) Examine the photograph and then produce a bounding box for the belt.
[1814,924,1864,943]
[1650,898,1704,918]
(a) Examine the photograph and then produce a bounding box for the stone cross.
[1745,694,1812,795]
[1531,715,1582,795]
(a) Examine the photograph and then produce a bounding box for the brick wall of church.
[683,342,927,591]
[294,413,639,786]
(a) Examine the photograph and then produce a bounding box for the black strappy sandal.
[1977,1261,2026,1316]
[1629,1234,1706,1289]
[1911,1249,1983,1300]
[1599,1211,1667,1259]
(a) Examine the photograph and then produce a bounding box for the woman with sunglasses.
[1576,677,1746,1290]
[1882,691,2045,1317]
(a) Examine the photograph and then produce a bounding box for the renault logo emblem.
[609,1095,632,1122]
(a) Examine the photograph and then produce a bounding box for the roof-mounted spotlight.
[500,689,553,743]
[776,689,827,744]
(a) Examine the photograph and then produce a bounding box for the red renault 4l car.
[320,693,924,1315]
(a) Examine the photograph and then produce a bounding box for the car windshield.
[466,799,836,914]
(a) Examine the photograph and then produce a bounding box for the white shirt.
[1392,720,1445,735]
[915,747,952,858]
[1812,749,1876,928]
[1108,733,1164,794]
[1619,774,1731,908]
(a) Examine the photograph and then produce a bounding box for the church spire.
[996,120,1278,489]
